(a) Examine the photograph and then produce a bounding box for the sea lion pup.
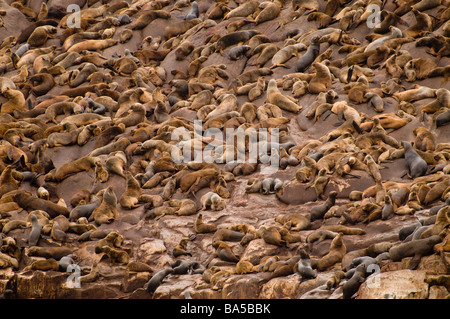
[270,43,306,69]
[26,26,57,48]
[389,235,442,269]
[119,172,141,209]
[228,45,251,61]
[296,248,316,281]
[266,79,301,113]
[89,186,119,225]
[215,30,260,53]
[194,213,217,233]
[308,62,332,94]
[145,268,173,294]
[310,191,337,221]
[401,141,428,179]
[257,225,287,247]
[28,214,42,247]
[413,127,435,152]
[295,36,320,72]
[317,232,346,271]
[200,191,226,211]
[1,87,26,114]
[184,1,199,20]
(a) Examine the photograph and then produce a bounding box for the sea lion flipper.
[408,253,422,270]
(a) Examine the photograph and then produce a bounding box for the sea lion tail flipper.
[321,110,332,121]
[352,120,362,134]
[408,253,422,270]
[346,65,354,83]
[342,212,354,224]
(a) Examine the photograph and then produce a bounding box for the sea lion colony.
[0,0,449,299]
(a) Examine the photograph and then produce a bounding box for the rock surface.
[0,0,449,300]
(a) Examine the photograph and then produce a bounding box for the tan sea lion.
[317,232,346,271]
[90,186,119,225]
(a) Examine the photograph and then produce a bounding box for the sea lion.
[309,168,330,200]
[45,155,96,182]
[257,225,287,247]
[90,186,119,225]
[175,40,194,61]
[1,87,26,114]
[389,235,443,269]
[67,39,118,53]
[317,232,346,271]
[296,248,317,280]
[27,26,57,48]
[401,141,428,179]
[229,45,251,60]
[163,18,201,40]
[270,43,306,69]
[420,206,450,239]
[310,191,337,221]
[200,191,226,211]
[130,10,171,30]
[266,79,301,113]
[114,103,146,127]
[295,157,318,183]
[28,214,42,247]
[413,127,435,152]
[144,268,173,294]
[307,62,332,94]
[343,263,366,299]
[119,172,141,209]
[194,213,217,233]
[295,36,320,72]
[27,246,73,260]
[237,68,272,85]
[69,196,101,221]
[224,0,259,19]
[13,193,69,218]
[185,1,199,20]
[215,30,260,53]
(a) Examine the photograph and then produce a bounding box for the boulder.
[357,270,429,299]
